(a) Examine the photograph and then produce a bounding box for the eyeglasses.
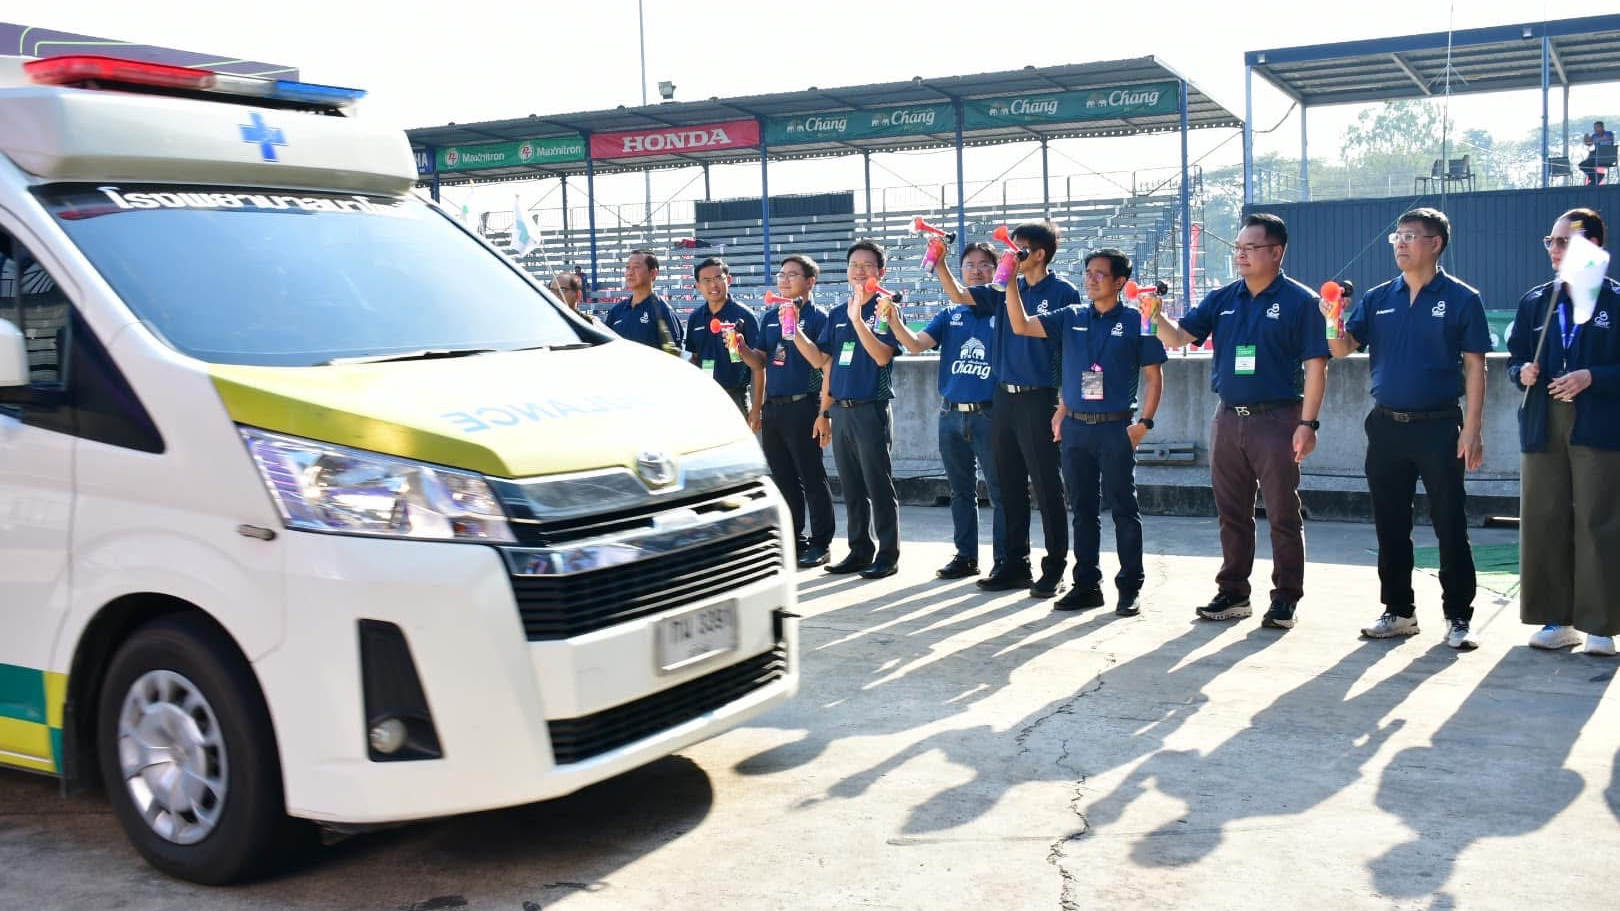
[1543,236,1571,250]
[1081,270,1115,281]
[1387,232,1438,245]
[1230,243,1279,255]
[776,269,806,279]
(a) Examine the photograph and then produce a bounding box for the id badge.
[701,358,716,374]
[1081,363,1105,401]
[839,341,856,367]
[772,343,788,367]
[1235,344,1258,376]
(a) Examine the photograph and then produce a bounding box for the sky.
[8,0,1617,220]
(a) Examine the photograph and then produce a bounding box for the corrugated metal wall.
[1244,184,1620,312]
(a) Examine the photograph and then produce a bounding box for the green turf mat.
[1414,542,1520,597]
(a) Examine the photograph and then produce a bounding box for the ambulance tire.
[97,614,312,884]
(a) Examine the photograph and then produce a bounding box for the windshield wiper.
[322,348,498,366]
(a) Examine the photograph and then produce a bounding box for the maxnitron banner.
[964,82,1179,129]
[434,136,586,173]
[765,103,956,145]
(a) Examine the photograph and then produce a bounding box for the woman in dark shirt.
[1506,207,1620,656]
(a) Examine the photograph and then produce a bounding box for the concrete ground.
[3,507,1616,910]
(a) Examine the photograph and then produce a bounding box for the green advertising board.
[964,81,1180,130]
[765,103,956,146]
[1484,310,1517,351]
[436,136,585,173]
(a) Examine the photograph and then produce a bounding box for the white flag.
[1558,230,1610,326]
[512,199,543,258]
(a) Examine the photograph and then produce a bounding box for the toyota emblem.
[636,450,677,487]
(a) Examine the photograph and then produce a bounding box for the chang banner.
[964,82,1179,129]
[436,136,585,173]
[765,103,956,146]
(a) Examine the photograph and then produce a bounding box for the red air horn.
[914,216,956,274]
[864,277,902,333]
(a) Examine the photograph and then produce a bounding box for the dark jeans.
[938,408,1005,566]
[992,386,1068,577]
[1210,403,1306,604]
[830,401,899,564]
[1061,419,1143,593]
[1364,409,1475,621]
[762,396,834,551]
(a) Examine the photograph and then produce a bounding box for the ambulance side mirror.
[0,318,28,387]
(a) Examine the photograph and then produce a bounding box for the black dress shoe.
[976,564,1034,591]
[859,561,899,580]
[797,545,830,568]
[936,556,979,579]
[1115,590,1141,617]
[1053,586,1105,611]
[825,556,873,574]
[1029,570,1066,599]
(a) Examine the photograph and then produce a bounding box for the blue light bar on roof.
[270,79,367,106]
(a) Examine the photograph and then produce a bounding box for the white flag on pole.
[512,198,543,258]
[1558,229,1610,326]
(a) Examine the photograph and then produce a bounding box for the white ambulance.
[0,55,797,884]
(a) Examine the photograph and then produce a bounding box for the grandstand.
[484,183,1197,324]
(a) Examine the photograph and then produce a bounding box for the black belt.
[833,398,879,408]
[765,393,811,405]
[1223,400,1297,417]
[1374,404,1459,423]
[1065,409,1132,424]
[999,383,1052,394]
[943,401,992,413]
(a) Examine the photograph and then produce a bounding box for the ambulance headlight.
[239,427,515,543]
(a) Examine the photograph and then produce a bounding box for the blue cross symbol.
[238,113,286,162]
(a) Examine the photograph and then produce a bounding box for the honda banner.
[590,119,760,160]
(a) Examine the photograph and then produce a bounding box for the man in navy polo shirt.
[1007,247,1166,616]
[755,253,835,568]
[891,242,1006,580]
[684,257,763,425]
[606,249,683,354]
[793,240,903,579]
[1329,208,1490,650]
[1156,213,1329,630]
[934,221,1081,598]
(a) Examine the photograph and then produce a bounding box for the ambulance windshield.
[38,184,591,367]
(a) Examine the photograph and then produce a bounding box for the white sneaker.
[1529,625,1582,650]
[1586,635,1618,657]
[1362,611,1420,639]
[1445,619,1479,651]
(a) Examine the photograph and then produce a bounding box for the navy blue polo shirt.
[760,300,828,397]
[685,299,761,390]
[1180,273,1330,405]
[817,299,900,401]
[924,304,996,403]
[1344,269,1492,411]
[970,272,1082,388]
[606,294,683,350]
[1037,302,1168,412]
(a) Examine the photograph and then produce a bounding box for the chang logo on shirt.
[1431,300,1447,318]
[1111,322,1125,336]
[1596,310,1612,329]
[950,337,992,379]
[1266,301,1281,320]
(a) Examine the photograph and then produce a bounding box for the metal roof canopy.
[1240,14,1620,202]
[405,57,1237,183]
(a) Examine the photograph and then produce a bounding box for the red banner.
[590,119,760,160]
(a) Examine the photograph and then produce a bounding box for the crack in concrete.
[1013,656,1114,758]
[1025,655,1115,911]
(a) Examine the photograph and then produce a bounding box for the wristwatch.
[1136,417,1155,430]
[820,410,832,419]
[1299,419,1321,430]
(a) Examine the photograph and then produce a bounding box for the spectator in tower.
[1579,121,1615,187]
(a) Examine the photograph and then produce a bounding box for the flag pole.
[1521,279,1560,409]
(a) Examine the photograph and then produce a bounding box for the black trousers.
[1364,409,1476,621]
[830,401,899,564]
[992,386,1067,577]
[761,396,834,550]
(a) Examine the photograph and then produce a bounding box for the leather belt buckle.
[1391,410,1412,423]
[1233,405,1252,417]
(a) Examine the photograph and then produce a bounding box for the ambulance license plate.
[656,602,737,672]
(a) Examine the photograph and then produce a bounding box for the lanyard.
[1557,300,1579,351]
[1084,305,1112,367]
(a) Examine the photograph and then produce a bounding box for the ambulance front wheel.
[97,614,311,884]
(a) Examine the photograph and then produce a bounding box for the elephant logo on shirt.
[1036,300,1051,314]
[1111,322,1125,336]
[1431,300,1447,318]
[1266,301,1281,320]
[951,336,992,379]
[1596,310,1612,329]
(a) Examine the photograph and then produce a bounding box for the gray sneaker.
[1362,611,1420,639]
[1445,618,1479,650]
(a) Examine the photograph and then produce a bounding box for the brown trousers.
[1210,403,1307,604]
[1520,400,1620,636]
